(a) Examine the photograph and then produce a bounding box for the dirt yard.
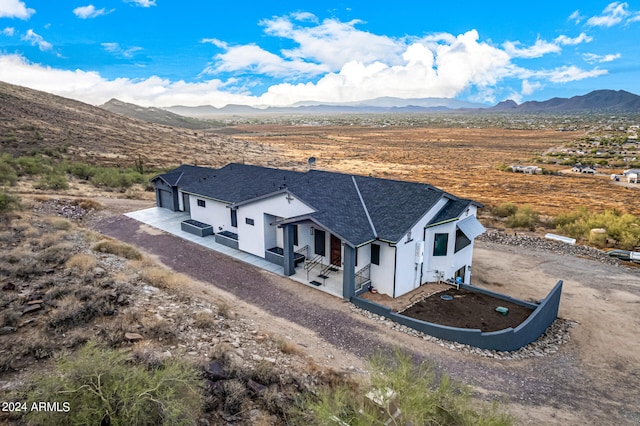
[399,288,533,331]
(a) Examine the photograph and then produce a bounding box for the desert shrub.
[0,160,18,186]
[48,294,105,330]
[492,202,518,218]
[296,350,512,426]
[38,242,74,266]
[505,206,539,230]
[142,317,177,341]
[193,311,216,329]
[90,167,145,190]
[35,172,69,190]
[140,266,191,290]
[496,163,512,172]
[62,161,98,180]
[77,198,104,210]
[21,341,203,426]
[49,217,73,230]
[65,253,98,275]
[552,207,640,249]
[15,155,50,175]
[93,239,142,260]
[0,191,21,215]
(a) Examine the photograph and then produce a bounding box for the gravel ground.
[93,215,640,425]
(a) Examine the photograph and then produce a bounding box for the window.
[292,225,298,246]
[197,199,206,208]
[433,233,448,256]
[355,247,358,267]
[371,244,380,265]
[314,229,325,256]
[406,231,412,243]
[230,209,237,227]
[454,228,471,253]
[245,218,254,226]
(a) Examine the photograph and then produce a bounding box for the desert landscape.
[1,81,640,425]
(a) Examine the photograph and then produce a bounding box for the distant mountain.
[100,98,215,129]
[489,90,640,112]
[165,96,487,117]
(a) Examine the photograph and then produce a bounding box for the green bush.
[0,192,21,215]
[62,161,98,180]
[90,168,145,189]
[15,155,51,175]
[552,207,640,249]
[0,160,18,186]
[22,341,203,426]
[505,205,539,231]
[296,350,512,426]
[492,202,518,218]
[35,173,69,190]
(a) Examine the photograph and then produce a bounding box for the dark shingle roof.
[427,199,474,227]
[164,163,479,246]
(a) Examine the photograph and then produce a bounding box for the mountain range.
[156,89,640,118]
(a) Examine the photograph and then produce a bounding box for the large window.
[197,199,206,207]
[245,218,254,226]
[230,209,237,227]
[433,233,448,256]
[371,244,380,265]
[314,229,325,256]
[454,228,471,253]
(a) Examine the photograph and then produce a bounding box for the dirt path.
[93,213,640,425]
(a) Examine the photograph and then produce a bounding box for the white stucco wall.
[369,242,395,297]
[178,190,184,211]
[421,204,479,284]
[236,192,315,258]
[188,196,232,231]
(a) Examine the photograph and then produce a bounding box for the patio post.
[282,224,295,276]
[342,243,355,300]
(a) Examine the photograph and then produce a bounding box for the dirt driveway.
[94,214,640,425]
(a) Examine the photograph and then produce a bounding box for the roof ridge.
[351,176,377,238]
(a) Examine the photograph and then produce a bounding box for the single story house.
[152,163,485,300]
[571,164,596,174]
[623,169,639,184]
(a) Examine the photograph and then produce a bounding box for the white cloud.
[583,52,621,63]
[102,42,142,58]
[73,5,111,19]
[503,38,561,58]
[569,10,583,24]
[525,65,608,83]
[629,12,640,22]
[586,2,630,27]
[259,14,404,70]
[21,29,52,51]
[555,32,592,45]
[126,0,156,7]
[0,53,256,107]
[201,38,228,49]
[0,0,35,19]
[521,80,544,96]
[2,27,15,36]
[205,43,329,78]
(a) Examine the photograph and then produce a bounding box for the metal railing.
[304,254,323,280]
[355,263,371,292]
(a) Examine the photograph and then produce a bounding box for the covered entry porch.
[276,221,371,299]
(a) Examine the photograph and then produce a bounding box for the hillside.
[100,98,217,130]
[0,81,272,169]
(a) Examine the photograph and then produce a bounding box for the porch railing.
[304,254,322,280]
[295,244,309,259]
[355,263,372,292]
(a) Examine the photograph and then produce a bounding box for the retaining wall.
[351,280,563,351]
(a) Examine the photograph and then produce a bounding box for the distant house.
[572,165,596,174]
[511,165,541,174]
[623,169,640,184]
[151,163,486,300]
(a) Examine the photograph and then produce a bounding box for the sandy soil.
[92,199,640,425]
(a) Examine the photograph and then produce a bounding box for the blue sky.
[1,0,639,107]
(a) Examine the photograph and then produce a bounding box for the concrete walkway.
[125,207,342,297]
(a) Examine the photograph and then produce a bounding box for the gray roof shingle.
[158,163,480,246]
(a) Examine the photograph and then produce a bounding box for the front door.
[330,234,341,266]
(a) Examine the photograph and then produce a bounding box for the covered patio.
[123,207,349,298]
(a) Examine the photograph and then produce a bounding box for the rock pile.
[478,230,620,266]
[33,198,93,220]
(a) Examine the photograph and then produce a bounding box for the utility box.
[414,241,424,264]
